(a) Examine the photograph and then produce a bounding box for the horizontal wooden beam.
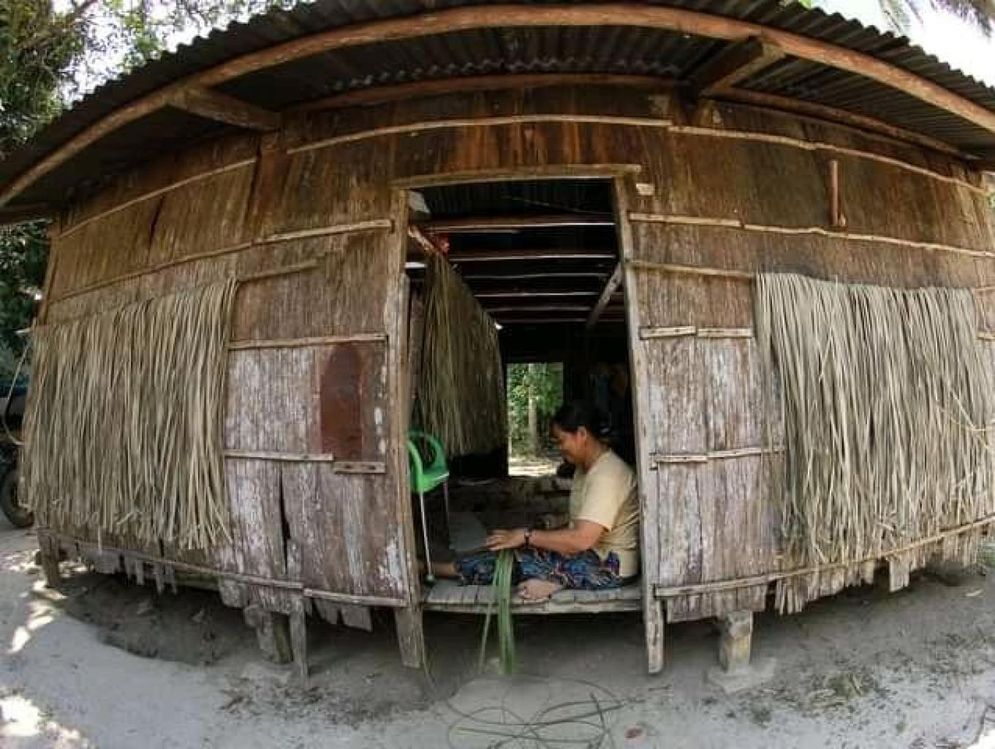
[487,304,593,313]
[449,248,616,262]
[688,37,785,98]
[475,290,598,298]
[496,317,588,324]
[415,213,614,233]
[5,3,995,208]
[170,86,282,131]
[292,73,674,112]
[714,88,966,158]
[459,271,609,281]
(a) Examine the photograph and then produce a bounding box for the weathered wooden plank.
[147,162,255,267]
[222,459,292,614]
[703,338,763,450]
[281,464,404,598]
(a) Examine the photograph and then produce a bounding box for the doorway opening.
[403,178,639,610]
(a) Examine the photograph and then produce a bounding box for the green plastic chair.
[407,431,451,583]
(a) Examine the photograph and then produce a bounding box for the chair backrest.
[407,430,449,493]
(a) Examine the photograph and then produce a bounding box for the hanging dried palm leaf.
[417,255,506,457]
[755,273,995,570]
[23,279,237,549]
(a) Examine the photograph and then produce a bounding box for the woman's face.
[552,424,588,465]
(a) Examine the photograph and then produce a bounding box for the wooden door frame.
[389,166,660,672]
[613,176,666,673]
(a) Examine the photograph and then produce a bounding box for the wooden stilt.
[718,611,753,672]
[290,599,309,685]
[244,604,293,663]
[39,537,61,588]
[394,606,425,669]
[645,597,665,674]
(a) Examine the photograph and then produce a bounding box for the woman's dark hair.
[551,401,612,439]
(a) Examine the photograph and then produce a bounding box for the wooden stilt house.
[3,1,995,678]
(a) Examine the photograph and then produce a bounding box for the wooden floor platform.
[422,579,643,614]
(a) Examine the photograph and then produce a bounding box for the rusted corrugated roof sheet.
[3,0,994,216]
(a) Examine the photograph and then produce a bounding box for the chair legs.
[442,481,452,547]
[418,490,435,583]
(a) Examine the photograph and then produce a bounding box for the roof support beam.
[586,262,624,329]
[294,73,672,112]
[687,38,785,98]
[169,87,281,131]
[5,3,995,207]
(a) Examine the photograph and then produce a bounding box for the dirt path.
[2,519,994,748]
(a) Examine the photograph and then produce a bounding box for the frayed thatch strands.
[417,254,506,456]
[755,273,995,574]
[23,279,237,549]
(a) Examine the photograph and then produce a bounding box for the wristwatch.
[523,527,533,547]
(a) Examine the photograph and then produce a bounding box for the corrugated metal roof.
[3,0,995,215]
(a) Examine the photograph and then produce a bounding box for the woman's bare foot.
[515,578,563,602]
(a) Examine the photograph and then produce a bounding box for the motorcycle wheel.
[0,465,33,528]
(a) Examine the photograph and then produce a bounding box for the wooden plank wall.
[39,84,995,629]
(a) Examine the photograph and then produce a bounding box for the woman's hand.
[486,528,526,551]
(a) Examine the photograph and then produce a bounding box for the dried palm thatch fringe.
[755,273,995,575]
[417,254,506,456]
[23,279,237,549]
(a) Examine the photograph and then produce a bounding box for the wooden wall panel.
[704,339,763,451]
[231,232,393,341]
[281,466,405,598]
[37,84,995,625]
[49,198,160,298]
[147,163,255,265]
[642,338,705,455]
[265,142,393,236]
[225,348,317,454]
[61,134,258,233]
[630,222,990,290]
[316,342,390,462]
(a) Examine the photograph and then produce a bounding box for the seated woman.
[429,401,640,602]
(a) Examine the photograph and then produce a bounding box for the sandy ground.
[2,517,995,748]
[507,454,560,478]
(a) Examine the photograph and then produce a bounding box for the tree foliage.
[507,363,563,455]
[0,1,292,376]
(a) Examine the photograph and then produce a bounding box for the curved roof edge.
[3,0,995,221]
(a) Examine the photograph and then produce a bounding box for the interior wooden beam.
[476,290,599,298]
[5,3,995,208]
[488,304,593,313]
[414,213,614,233]
[459,271,610,281]
[169,87,281,131]
[585,262,625,330]
[449,248,616,262]
[687,37,785,98]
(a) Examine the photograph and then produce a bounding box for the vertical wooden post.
[244,604,293,663]
[718,611,753,672]
[39,534,61,588]
[389,188,426,668]
[393,607,426,669]
[828,158,846,229]
[614,176,666,674]
[290,598,309,685]
[287,539,308,684]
